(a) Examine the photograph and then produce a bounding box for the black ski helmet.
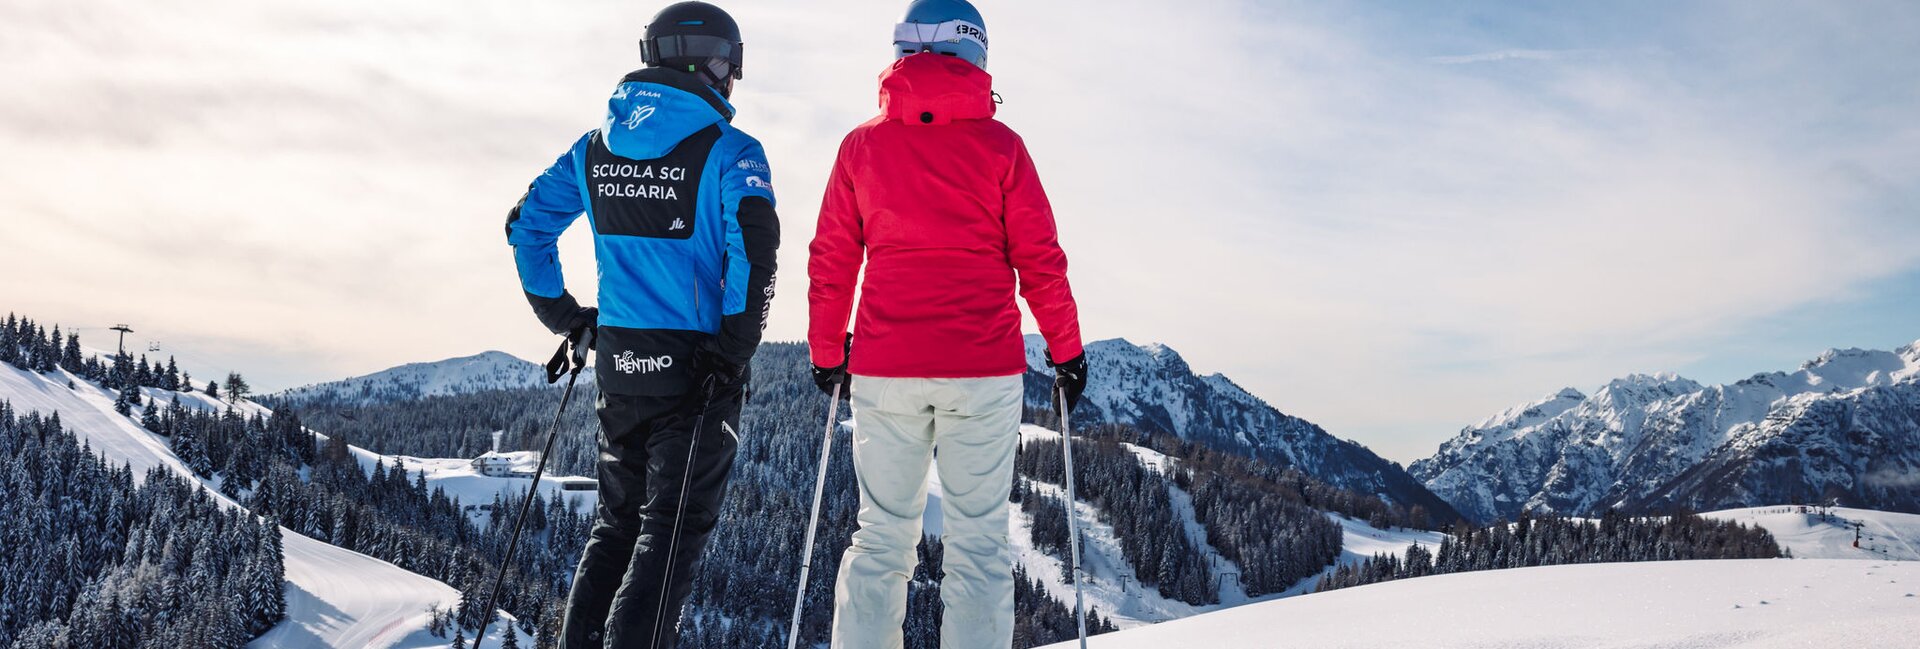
[641,2,745,97]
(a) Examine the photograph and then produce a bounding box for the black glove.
[1047,350,1088,412]
[527,291,598,336]
[545,324,596,384]
[812,334,853,398]
[691,343,747,390]
[811,363,849,397]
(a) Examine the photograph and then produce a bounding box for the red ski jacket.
[808,53,1082,378]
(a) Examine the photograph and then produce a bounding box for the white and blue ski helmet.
[894,0,988,69]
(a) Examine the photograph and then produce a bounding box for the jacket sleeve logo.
[622,105,657,130]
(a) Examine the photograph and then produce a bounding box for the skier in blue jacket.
[503,3,778,647]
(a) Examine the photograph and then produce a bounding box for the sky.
[4,0,1917,463]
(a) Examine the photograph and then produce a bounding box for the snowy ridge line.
[270,350,569,407]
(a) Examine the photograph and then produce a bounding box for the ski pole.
[785,378,844,649]
[1059,386,1088,648]
[474,334,590,647]
[651,374,721,649]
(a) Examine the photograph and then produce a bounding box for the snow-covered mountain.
[1026,336,1461,522]
[1412,339,1920,523]
[273,350,557,406]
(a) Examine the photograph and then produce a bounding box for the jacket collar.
[619,68,734,122]
[878,53,995,125]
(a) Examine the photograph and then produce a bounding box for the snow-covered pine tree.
[225,372,250,402]
[0,313,16,363]
[189,431,216,478]
[140,403,162,432]
[31,323,56,372]
[63,332,83,371]
[114,378,136,416]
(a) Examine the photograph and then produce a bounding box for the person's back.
[504,3,778,647]
[810,52,1081,378]
[807,2,1088,647]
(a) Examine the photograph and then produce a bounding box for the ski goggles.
[641,34,744,81]
[892,19,988,52]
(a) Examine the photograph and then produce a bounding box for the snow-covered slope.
[0,363,532,648]
[1024,336,1460,522]
[1413,339,1920,522]
[1041,559,1920,648]
[1007,424,1445,627]
[1009,426,1209,626]
[1704,506,1920,561]
[273,350,558,406]
[1269,514,1449,598]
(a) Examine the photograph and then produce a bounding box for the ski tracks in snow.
[259,534,458,648]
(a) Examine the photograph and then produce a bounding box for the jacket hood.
[878,53,996,125]
[600,68,733,159]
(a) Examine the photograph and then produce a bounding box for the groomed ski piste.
[1038,559,1920,648]
[0,361,544,648]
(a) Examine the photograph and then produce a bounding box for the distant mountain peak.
[1802,346,1878,370]
[1023,334,1460,521]
[1795,345,1914,389]
[1416,337,1920,522]
[1603,371,1699,392]
[1027,335,1190,372]
[1464,387,1586,434]
[272,350,557,406]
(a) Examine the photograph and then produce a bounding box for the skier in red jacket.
[806,1,1086,646]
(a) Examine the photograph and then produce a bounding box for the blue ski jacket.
[506,68,779,395]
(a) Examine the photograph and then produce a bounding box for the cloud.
[4,0,1918,464]
[1427,48,1605,64]
[1864,468,1920,490]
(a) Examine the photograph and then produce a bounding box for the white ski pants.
[830,374,1022,649]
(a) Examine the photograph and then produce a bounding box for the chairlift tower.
[110,324,134,359]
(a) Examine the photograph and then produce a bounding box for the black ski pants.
[559,381,742,649]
